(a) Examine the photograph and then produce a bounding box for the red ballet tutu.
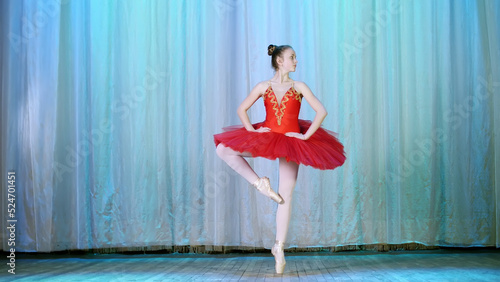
[214,119,346,170]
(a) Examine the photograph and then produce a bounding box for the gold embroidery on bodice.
[264,84,302,125]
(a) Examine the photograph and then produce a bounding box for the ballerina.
[214,44,346,274]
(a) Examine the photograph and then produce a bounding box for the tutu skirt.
[214,119,346,170]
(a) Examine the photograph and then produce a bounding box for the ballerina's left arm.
[285,81,327,140]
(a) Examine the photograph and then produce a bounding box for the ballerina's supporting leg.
[216,144,283,203]
[273,157,299,274]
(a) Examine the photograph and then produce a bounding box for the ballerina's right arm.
[237,82,271,132]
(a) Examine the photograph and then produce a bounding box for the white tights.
[216,144,299,243]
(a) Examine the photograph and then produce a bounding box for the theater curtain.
[1,0,499,252]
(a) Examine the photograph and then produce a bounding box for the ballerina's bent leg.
[216,144,284,204]
[216,144,259,184]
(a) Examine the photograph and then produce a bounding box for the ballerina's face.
[279,48,298,73]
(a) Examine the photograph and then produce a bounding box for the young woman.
[214,44,346,274]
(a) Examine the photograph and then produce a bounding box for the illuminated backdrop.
[0,0,499,252]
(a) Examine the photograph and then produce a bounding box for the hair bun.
[267,44,276,56]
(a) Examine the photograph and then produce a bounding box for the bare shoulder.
[252,80,271,95]
[257,80,271,90]
[293,81,312,94]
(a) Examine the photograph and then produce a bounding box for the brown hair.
[267,44,292,71]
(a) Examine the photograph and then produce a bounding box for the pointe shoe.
[272,240,286,274]
[252,177,284,204]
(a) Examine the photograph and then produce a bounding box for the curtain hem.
[12,243,500,254]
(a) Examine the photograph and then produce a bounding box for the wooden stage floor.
[6,248,500,281]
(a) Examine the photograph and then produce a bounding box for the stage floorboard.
[8,248,500,281]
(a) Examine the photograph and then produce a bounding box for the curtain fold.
[1,0,499,252]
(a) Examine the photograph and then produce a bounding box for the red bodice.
[262,85,302,134]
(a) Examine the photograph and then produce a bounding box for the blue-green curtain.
[1,0,499,252]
